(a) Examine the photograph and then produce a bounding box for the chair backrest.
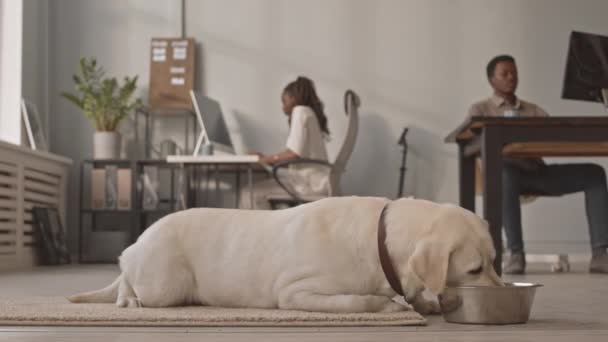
[328,90,360,195]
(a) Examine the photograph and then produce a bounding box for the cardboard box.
[117,169,132,210]
[91,169,106,209]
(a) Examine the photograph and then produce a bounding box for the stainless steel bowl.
[439,282,542,325]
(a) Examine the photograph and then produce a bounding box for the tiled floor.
[0,263,606,341]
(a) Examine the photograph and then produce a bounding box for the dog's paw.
[379,301,408,313]
[127,297,142,308]
[413,299,441,315]
[116,296,142,308]
[116,297,127,308]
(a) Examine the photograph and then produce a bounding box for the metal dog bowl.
[439,282,542,325]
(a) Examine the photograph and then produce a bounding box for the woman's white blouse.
[285,105,330,195]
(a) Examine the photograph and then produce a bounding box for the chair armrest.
[271,159,332,201]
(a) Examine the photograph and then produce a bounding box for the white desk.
[166,155,260,164]
[166,155,262,209]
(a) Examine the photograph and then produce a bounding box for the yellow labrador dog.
[69,197,503,314]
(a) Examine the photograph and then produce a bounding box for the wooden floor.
[0,263,606,341]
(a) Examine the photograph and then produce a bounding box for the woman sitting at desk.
[245,76,330,209]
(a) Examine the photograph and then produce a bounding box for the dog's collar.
[377,203,405,297]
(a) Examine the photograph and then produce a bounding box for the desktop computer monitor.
[190,90,235,155]
[562,31,608,107]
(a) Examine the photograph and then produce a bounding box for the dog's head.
[397,203,503,296]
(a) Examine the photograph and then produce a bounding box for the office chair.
[267,90,360,209]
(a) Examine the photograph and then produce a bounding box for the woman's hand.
[260,155,277,165]
[260,150,300,165]
[251,152,277,165]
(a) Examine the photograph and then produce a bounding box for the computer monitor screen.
[190,90,234,154]
[562,31,608,103]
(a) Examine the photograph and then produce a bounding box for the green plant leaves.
[60,57,142,131]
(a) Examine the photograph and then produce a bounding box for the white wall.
[43,0,608,254]
[0,0,3,117]
[185,0,608,253]
[22,0,50,145]
[47,0,181,250]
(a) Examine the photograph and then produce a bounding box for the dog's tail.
[67,273,122,303]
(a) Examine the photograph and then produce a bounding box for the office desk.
[166,155,264,209]
[445,116,608,275]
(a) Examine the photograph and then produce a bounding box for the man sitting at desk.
[468,54,608,274]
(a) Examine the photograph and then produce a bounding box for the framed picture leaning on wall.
[21,98,48,151]
[32,207,71,265]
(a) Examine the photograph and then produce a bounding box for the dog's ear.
[408,238,451,295]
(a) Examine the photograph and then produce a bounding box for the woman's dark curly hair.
[283,76,330,135]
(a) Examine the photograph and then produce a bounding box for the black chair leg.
[268,199,309,209]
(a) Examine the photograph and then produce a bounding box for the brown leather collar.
[377,203,405,297]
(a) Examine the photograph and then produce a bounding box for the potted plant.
[61,57,142,159]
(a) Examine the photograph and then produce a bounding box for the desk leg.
[170,166,175,211]
[185,165,191,208]
[186,165,194,208]
[145,114,151,159]
[215,164,220,207]
[78,162,84,263]
[458,143,475,212]
[193,166,199,207]
[248,167,254,209]
[482,127,504,275]
[235,165,241,208]
[204,166,210,207]
[132,162,140,241]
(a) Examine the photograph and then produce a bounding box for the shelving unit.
[134,106,197,158]
[78,159,184,262]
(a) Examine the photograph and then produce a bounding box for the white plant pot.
[94,131,121,159]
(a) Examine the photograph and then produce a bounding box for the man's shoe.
[589,253,608,274]
[504,252,526,275]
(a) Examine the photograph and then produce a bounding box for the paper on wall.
[173,47,187,60]
[152,46,166,62]
[170,66,186,74]
[153,54,166,62]
[171,40,189,48]
[170,77,185,85]
[151,40,168,48]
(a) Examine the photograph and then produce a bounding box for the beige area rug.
[0,296,426,327]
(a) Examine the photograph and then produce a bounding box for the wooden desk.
[445,116,608,275]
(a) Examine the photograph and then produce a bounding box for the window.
[0,0,23,144]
